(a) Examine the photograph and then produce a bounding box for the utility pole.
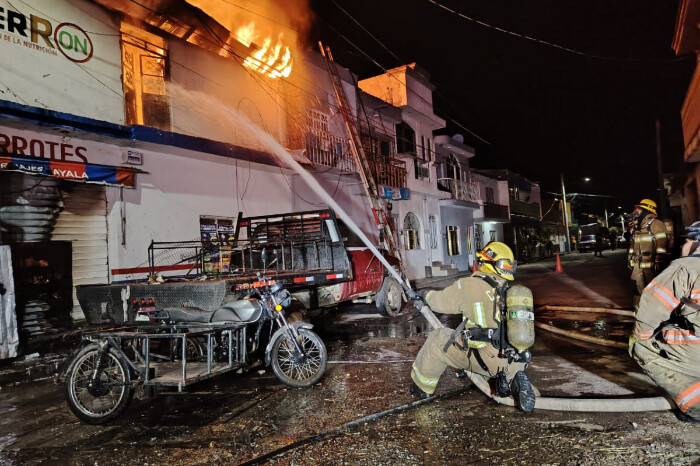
[561,173,571,252]
[604,201,609,229]
[656,120,668,220]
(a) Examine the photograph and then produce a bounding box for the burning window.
[236,23,293,79]
[120,24,170,130]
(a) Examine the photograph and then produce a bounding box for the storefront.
[0,124,138,339]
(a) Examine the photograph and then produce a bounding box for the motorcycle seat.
[161,307,214,323]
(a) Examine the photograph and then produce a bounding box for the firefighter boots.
[410,382,431,400]
[511,371,536,413]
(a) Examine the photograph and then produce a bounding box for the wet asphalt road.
[1,250,699,464]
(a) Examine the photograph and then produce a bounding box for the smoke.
[184,0,314,48]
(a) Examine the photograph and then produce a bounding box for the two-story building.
[359,64,460,280]
[473,169,542,261]
[0,0,473,345]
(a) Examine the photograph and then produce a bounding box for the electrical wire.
[330,0,403,64]
[4,0,422,205]
[425,0,693,63]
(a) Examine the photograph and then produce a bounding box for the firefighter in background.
[629,221,700,422]
[409,242,536,413]
[628,199,668,296]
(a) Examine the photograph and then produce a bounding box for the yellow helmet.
[636,199,657,216]
[476,241,516,281]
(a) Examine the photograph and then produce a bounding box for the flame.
[236,23,293,79]
[236,22,255,47]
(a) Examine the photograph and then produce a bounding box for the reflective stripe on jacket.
[635,256,700,346]
[425,274,504,349]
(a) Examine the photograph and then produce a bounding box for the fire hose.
[254,128,674,414]
[417,303,673,412]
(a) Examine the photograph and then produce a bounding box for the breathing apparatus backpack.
[443,274,535,396]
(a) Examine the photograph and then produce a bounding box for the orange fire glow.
[236,23,293,79]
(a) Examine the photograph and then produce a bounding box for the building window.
[403,212,421,250]
[446,154,461,181]
[446,225,460,255]
[121,23,170,130]
[415,158,430,180]
[485,186,495,204]
[396,122,415,154]
[305,109,349,168]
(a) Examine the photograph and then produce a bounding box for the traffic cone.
[555,253,563,273]
[471,260,479,274]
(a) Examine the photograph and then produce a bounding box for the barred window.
[403,212,421,250]
[446,225,460,256]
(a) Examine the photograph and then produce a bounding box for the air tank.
[505,285,535,351]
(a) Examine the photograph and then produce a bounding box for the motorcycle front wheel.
[270,328,327,388]
[65,344,134,424]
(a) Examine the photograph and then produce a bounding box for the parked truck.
[76,209,405,325]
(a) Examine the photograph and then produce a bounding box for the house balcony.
[368,156,407,189]
[482,202,510,222]
[510,198,541,220]
[437,178,480,203]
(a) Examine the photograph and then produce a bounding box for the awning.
[0,155,138,187]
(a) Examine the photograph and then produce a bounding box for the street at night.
[1,251,699,464]
[2,0,700,464]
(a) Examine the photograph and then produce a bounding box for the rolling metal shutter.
[51,185,109,320]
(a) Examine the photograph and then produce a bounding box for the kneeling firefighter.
[629,221,700,422]
[408,241,537,412]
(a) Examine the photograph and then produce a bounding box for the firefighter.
[629,221,700,422]
[628,199,668,296]
[409,241,536,413]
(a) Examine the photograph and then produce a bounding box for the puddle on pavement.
[536,310,633,341]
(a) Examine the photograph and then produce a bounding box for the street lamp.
[584,177,591,182]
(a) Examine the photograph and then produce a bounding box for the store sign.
[0,130,89,163]
[0,154,135,186]
[0,125,138,187]
[0,4,93,62]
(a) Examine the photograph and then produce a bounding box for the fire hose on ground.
[259,131,674,415]
[418,303,673,412]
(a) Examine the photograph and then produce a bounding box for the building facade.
[0,0,475,344]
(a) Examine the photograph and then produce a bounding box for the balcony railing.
[437,178,480,203]
[368,156,407,189]
[483,202,510,221]
[510,198,541,219]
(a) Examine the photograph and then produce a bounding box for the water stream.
[168,85,410,289]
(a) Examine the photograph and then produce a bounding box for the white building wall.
[0,0,124,124]
[106,148,295,281]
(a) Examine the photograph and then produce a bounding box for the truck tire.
[376,277,404,317]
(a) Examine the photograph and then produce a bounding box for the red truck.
[77,209,405,325]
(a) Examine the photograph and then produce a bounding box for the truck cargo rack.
[145,209,353,288]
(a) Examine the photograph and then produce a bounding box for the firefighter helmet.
[635,199,657,216]
[476,241,516,281]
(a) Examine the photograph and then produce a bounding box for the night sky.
[308,0,696,214]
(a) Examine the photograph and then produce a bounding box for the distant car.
[577,234,610,253]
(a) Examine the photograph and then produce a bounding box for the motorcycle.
[63,274,327,424]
